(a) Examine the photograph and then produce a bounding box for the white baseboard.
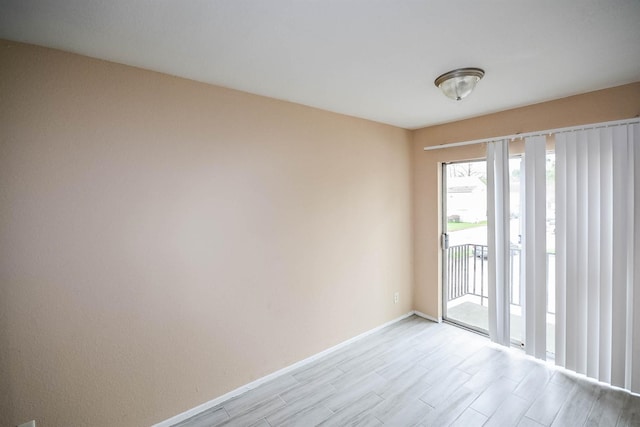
[413,310,441,323]
[152,311,415,427]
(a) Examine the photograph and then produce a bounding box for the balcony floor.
[447,297,556,355]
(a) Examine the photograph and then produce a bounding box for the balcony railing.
[446,244,555,314]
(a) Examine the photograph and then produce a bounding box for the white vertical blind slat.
[524,136,547,359]
[565,133,579,372]
[555,135,567,367]
[487,140,511,346]
[586,130,601,379]
[500,140,512,347]
[598,129,613,384]
[576,131,589,375]
[487,143,497,341]
[630,123,640,392]
[621,124,635,391]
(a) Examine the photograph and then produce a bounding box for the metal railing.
[446,244,555,314]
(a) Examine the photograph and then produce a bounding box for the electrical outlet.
[18,421,35,427]
[393,292,399,304]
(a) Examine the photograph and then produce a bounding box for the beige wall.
[412,82,640,319]
[0,41,413,427]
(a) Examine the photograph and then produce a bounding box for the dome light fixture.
[434,67,485,101]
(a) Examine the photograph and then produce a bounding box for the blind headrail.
[423,117,640,151]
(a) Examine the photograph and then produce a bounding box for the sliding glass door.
[442,160,489,333]
[443,155,555,355]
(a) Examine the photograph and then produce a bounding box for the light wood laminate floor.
[173,315,640,427]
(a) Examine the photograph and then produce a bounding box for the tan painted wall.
[412,82,640,319]
[0,41,413,427]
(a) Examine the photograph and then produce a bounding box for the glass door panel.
[443,160,489,333]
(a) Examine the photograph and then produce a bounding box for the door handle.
[441,233,450,250]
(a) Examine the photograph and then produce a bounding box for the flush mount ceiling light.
[434,67,485,101]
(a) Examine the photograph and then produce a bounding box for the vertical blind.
[555,124,640,393]
[487,121,640,393]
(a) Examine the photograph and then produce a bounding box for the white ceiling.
[1,1,639,129]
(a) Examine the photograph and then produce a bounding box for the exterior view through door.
[442,157,556,354]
